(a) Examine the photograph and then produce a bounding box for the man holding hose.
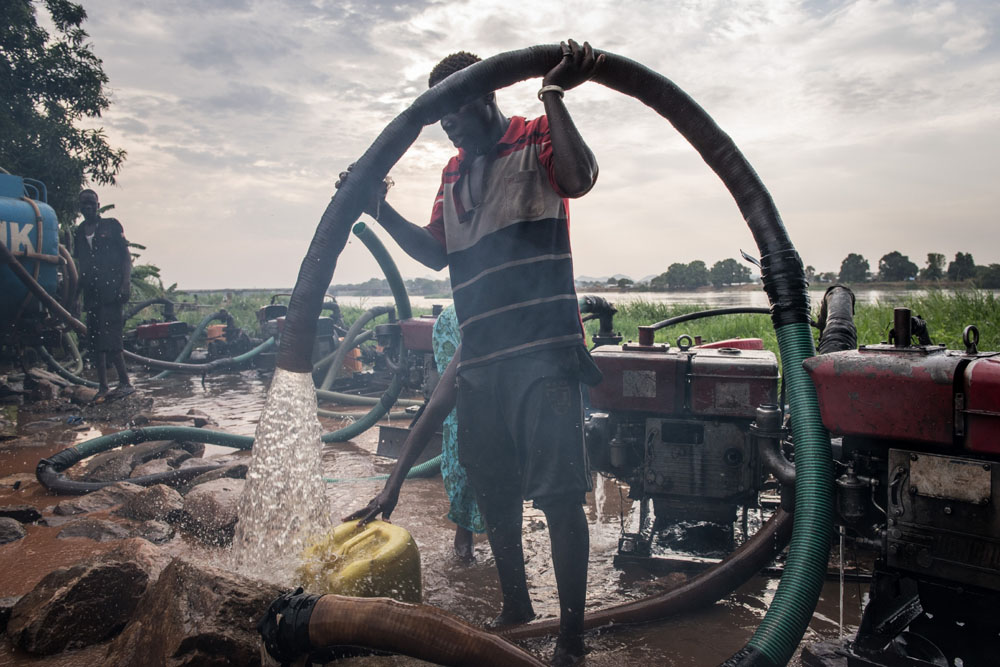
[342,40,603,666]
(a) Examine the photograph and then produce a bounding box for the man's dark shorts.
[456,345,593,509]
[85,301,124,353]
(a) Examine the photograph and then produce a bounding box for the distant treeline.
[328,276,452,297]
[323,251,1000,298]
[580,251,1000,292]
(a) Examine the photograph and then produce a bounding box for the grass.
[584,289,1000,354]
[129,288,998,355]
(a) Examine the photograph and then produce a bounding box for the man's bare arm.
[335,167,448,270]
[343,351,459,525]
[372,200,448,271]
[540,39,604,197]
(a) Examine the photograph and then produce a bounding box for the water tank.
[0,173,61,326]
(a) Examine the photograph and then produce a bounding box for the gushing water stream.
[229,368,330,583]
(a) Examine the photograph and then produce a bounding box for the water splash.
[229,368,330,583]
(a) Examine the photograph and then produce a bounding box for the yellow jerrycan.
[297,519,421,603]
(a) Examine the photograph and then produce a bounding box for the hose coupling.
[257,587,321,665]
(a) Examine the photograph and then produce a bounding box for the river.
[336,286,989,311]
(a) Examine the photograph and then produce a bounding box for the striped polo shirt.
[425,115,588,369]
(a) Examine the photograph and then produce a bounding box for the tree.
[709,258,752,287]
[0,0,126,228]
[977,264,1000,289]
[616,277,633,289]
[663,263,689,290]
[660,261,709,290]
[878,251,918,282]
[919,253,945,281]
[686,260,709,289]
[839,253,870,283]
[947,252,977,281]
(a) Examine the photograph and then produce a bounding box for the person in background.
[72,189,133,402]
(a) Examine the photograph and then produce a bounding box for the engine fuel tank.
[589,344,777,417]
[964,355,1000,455]
[804,345,965,447]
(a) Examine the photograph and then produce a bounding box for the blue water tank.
[0,173,61,327]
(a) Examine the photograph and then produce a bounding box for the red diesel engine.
[124,320,190,361]
[803,309,1000,667]
[586,337,779,556]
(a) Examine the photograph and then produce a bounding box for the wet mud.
[1,372,864,665]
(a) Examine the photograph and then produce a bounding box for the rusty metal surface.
[964,356,1000,454]
[399,316,437,354]
[688,348,778,419]
[590,345,684,413]
[886,449,1000,592]
[804,348,964,446]
[909,452,992,504]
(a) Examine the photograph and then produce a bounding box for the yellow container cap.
[296,520,421,603]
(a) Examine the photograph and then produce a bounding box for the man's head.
[429,52,503,154]
[79,189,100,223]
[428,51,481,88]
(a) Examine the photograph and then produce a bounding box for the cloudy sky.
[66,0,999,289]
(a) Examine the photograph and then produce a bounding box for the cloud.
[72,0,1000,288]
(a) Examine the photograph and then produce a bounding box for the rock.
[129,458,173,478]
[135,520,174,544]
[105,557,283,667]
[0,596,21,634]
[64,385,98,404]
[801,639,850,667]
[113,484,183,522]
[178,461,249,494]
[0,504,42,523]
[178,457,210,470]
[81,441,176,482]
[179,478,244,545]
[58,518,132,542]
[177,440,205,458]
[98,538,171,581]
[0,517,27,545]
[162,448,192,467]
[6,558,150,654]
[54,481,144,516]
[26,368,71,388]
[0,404,17,439]
[26,377,60,401]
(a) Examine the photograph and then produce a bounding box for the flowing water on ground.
[0,371,865,665]
[229,368,330,583]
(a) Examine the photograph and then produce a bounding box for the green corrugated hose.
[744,322,833,666]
